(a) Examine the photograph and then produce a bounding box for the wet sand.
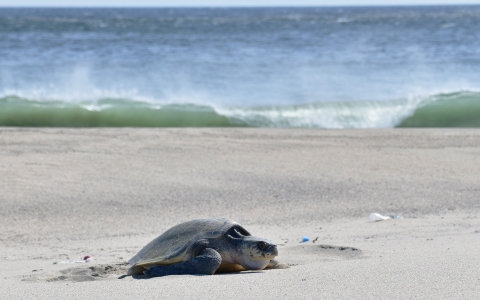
[1,128,479,298]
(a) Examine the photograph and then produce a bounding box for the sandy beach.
[1,128,479,299]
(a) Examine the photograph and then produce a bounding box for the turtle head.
[237,236,278,270]
[226,226,278,270]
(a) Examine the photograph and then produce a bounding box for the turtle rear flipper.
[144,248,222,277]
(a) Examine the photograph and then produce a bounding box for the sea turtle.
[127,218,278,277]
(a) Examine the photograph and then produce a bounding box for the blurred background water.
[1,6,479,127]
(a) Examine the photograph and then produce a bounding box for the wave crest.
[0,91,479,128]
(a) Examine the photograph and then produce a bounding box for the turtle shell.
[129,218,249,269]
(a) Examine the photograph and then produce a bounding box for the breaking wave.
[0,91,479,128]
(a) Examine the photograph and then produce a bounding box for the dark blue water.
[1,6,480,127]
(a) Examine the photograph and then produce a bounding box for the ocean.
[1,6,479,128]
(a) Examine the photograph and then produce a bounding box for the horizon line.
[1,4,480,8]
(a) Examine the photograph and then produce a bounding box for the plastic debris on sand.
[369,213,402,222]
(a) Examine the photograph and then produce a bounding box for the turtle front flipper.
[265,258,289,269]
[144,248,222,277]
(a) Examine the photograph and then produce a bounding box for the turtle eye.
[257,241,267,251]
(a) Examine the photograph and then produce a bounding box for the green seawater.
[398,92,480,128]
[0,97,238,127]
[1,91,479,128]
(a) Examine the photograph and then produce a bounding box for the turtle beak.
[257,241,277,257]
[262,244,277,257]
[268,244,278,256]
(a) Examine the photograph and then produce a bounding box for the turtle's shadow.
[216,271,264,276]
[131,274,149,280]
[117,274,151,280]
[121,271,264,280]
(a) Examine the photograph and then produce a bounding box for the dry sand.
[0,128,479,299]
